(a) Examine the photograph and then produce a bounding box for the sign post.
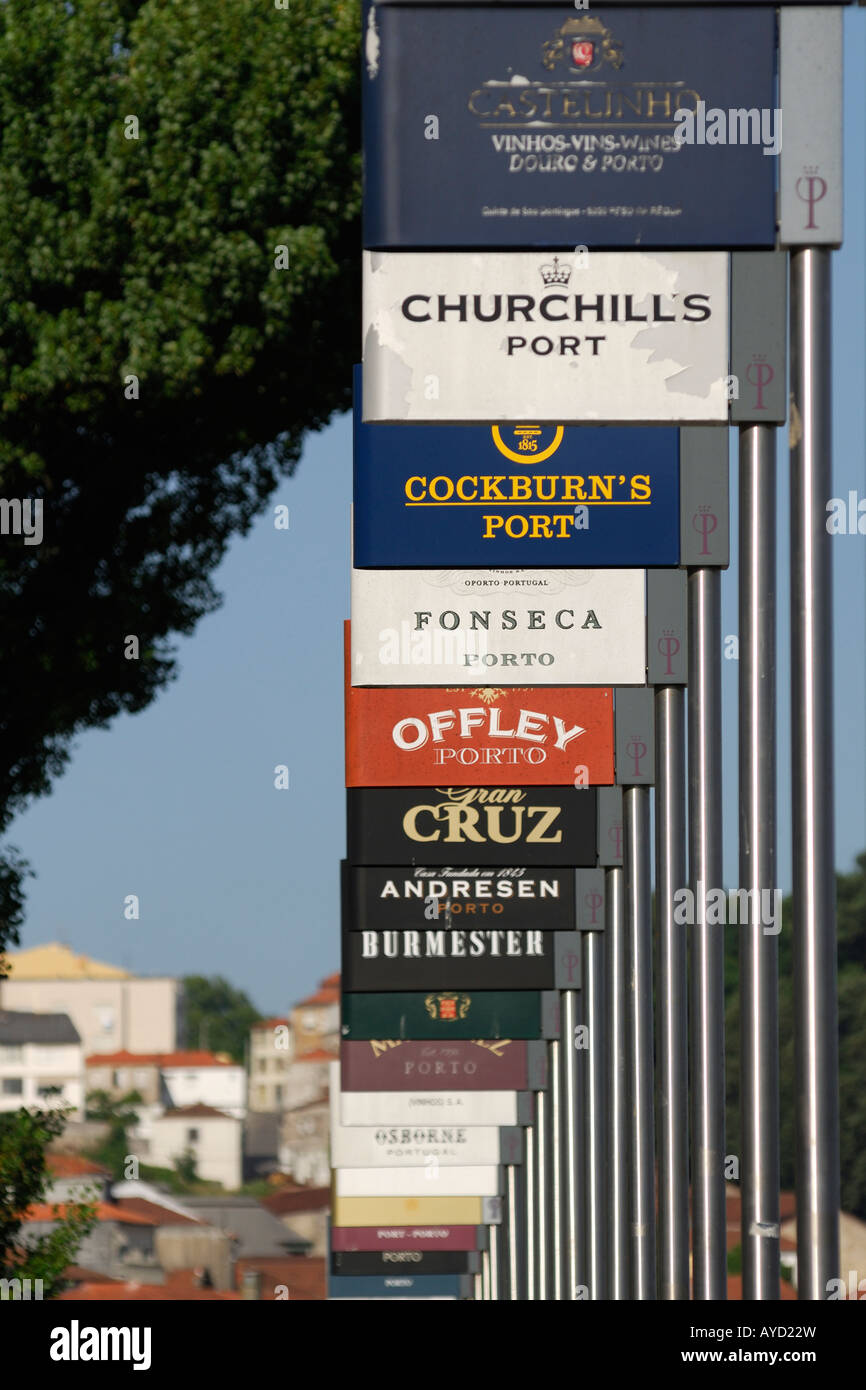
[616,689,656,1299]
[576,867,607,1300]
[647,568,689,1300]
[732,250,788,1302]
[598,786,627,1299]
[681,426,729,1300]
[780,6,843,1302]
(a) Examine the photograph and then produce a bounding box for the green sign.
[341,990,557,1040]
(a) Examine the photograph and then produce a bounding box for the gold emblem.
[424,992,471,1022]
[542,17,624,74]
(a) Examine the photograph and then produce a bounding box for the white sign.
[351,568,645,686]
[334,1166,502,1198]
[340,1089,519,1127]
[329,1068,508,1167]
[363,251,729,423]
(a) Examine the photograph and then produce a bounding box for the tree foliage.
[84,1088,142,1179]
[0,1108,97,1298]
[182,974,262,1062]
[0,0,361,939]
[726,853,866,1220]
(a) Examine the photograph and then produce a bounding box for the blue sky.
[7,13,866,1016]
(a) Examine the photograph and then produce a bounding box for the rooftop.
[46,1154,110,1180]
[4,943,132,980]
[0,1010,80,1045]
[86,1049,235,1068]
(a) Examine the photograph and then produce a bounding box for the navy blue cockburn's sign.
[363,5,777,249]
[354,376,679,568]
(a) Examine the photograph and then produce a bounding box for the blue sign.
[363,4,777,248]
[353,371,679,568]
[328,1273,466,1299]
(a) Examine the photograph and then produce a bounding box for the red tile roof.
[112,1198,202,1228]
[320,973,340,988]
[58,1271,240,1302]
[155,1104,236,1120]
[47,1154,110,1179]
[86,1050,234,1068]
[294,990,339,1008]
[295,1048,338,1063]
[25,1202,158,1227]
[235,1256,326,1301]
[262,1187,331,1217]
[252,1018,290,1031]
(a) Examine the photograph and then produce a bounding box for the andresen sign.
[362,250,729,423]
[351,568,646,686]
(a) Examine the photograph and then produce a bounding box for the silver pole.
[506,1164,519,1301]
[525,1117,536,1300]
[549,1038,564,1300]
[481,1245,491,1301]
[625,784,656,1299]
[790,248,839,1298]
[688,564,727,1299]
[607,865,629,1299]
[561,988,585,1299]
[655,686,690,1299]
[489,1221,500,1301]
[535,1088,550,1300]
[739,424,780,1300]
[473,1272,483,1301]
[584,930,607,1299]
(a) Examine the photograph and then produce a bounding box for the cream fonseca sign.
[362,250,729,422]
[351,568,645,685]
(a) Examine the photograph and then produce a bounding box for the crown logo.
[540,256,572,288]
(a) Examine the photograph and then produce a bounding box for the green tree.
[726,853,866,1220]
[182,975,262,1063]
[84,1088,143,1180]
[0,1108,97,1299]
[0,0,360,929]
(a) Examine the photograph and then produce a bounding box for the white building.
[0,1010,84,1114]
[248,1017,293,1113]
[161,1056,245,1119]
[0,943,182,1058]
[148,1105,243,1190]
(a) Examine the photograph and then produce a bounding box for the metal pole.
[607,865,629,1299]
[535,1088,550,1300]
[489,1221,501,1301]
[790,248,839,1298]
[524,1116,536,1300]
[625,784,656,1299]
[473,1272,483,1301]
[549,1037,564,1299]
[688,564,727,1299]
[739,424,780,1300]
[584,930,607,1299]
[655,686,690,1299]
[481,1245,491,1301]
[561,988,585,1298]
[506,1163,519,1301]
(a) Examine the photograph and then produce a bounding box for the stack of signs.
[335,0,761,1300]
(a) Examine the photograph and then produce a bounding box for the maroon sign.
[330,1225,484,1252]
[340,1038,533,1091]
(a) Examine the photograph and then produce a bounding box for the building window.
[0,1045,24,1064]
[274,1085,283,1105]
[112,1071,120,1087]
[2,1078,23,1096]
[37,1084,63,1098]
[186,1128,199,1144]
